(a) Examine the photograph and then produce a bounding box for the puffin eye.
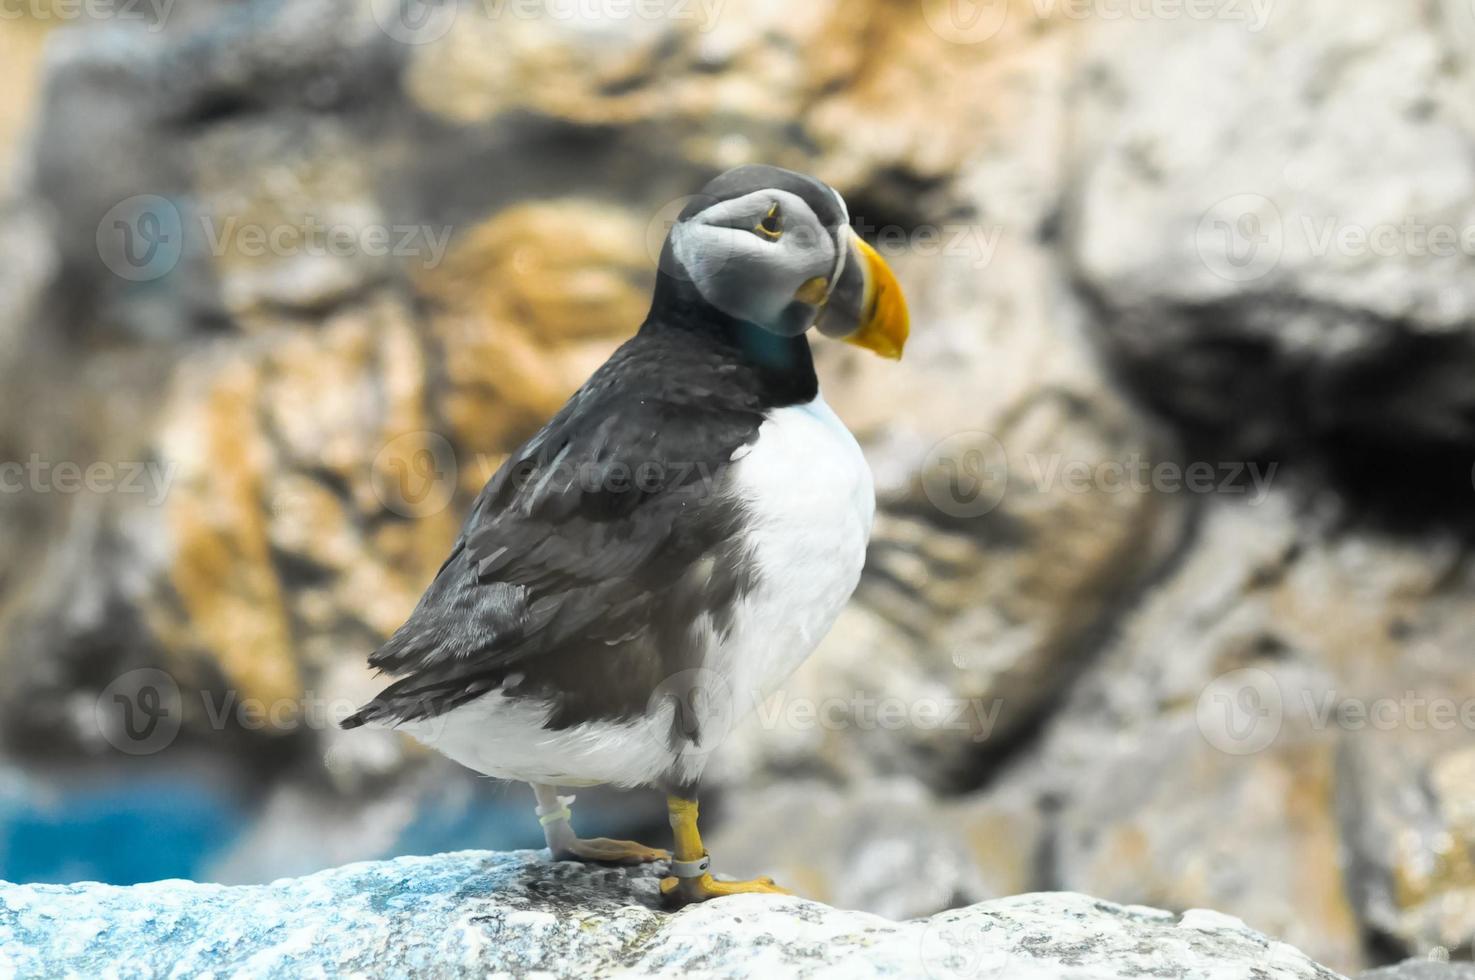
[755,202,783,240]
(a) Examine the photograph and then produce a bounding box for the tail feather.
[339,708,372,730]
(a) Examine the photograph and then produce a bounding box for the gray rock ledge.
[0,849,1348,979]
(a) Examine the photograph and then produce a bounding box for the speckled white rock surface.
[0,850,1347,979]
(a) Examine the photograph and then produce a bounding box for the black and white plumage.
[343,164,908,901]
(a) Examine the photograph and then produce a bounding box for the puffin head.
[658,164,910,359]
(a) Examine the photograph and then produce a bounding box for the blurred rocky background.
[0,0,1473,974]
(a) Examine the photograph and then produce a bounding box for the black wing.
[343,339,767,730]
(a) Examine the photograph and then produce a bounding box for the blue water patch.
[385,777,670,864]
[0,775,246,885]
[390,781,546,858]
[0,763,664,886]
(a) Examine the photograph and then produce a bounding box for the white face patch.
[670,188,838,332]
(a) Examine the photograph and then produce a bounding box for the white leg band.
[536,793,576,827]
[669,853,711,879]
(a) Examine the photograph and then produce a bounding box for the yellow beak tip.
[844,235,910,360]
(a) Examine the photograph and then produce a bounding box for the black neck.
[640,271,818,408]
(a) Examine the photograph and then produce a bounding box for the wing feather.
[344,345,766,729]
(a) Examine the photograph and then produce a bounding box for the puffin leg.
[531,783,669,865]
[659,793,790,906]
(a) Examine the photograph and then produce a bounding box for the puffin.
[343,164,909,905]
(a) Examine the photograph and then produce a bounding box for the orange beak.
[840,232,910,360]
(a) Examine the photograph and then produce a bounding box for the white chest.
[702,394,874,719]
